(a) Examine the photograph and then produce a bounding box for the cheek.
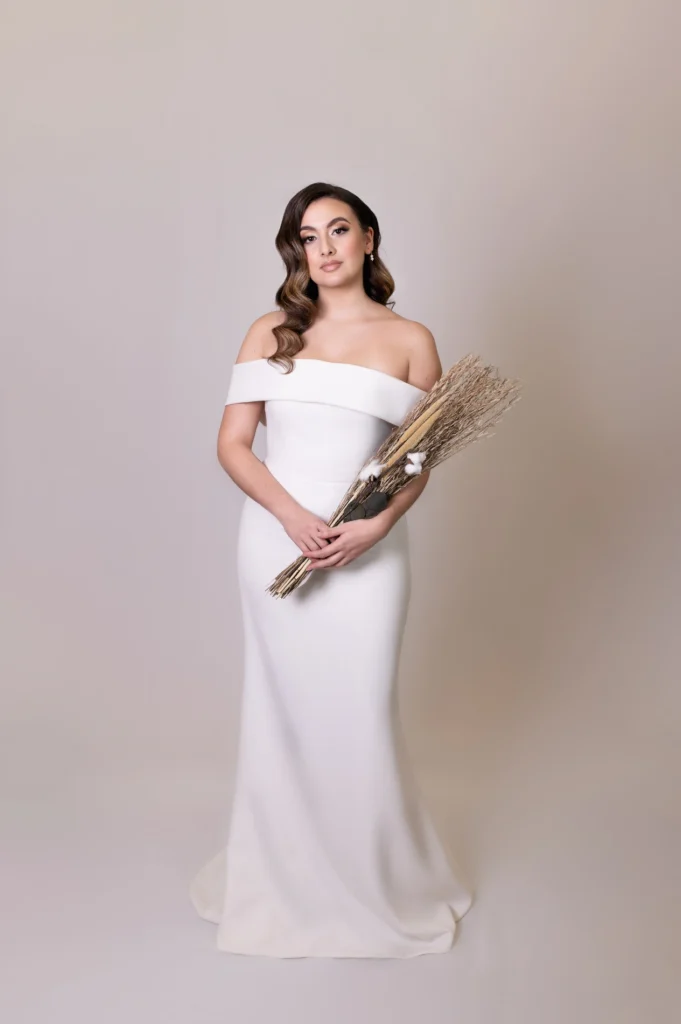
[340,234,364,260]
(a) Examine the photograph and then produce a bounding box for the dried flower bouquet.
[267,354,522,598]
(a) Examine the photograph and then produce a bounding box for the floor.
[5,694,678,1024]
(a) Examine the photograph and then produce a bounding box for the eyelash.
[301,226,348,245]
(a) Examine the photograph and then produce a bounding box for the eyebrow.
[299,216,351,233]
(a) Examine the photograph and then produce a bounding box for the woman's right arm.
[217,403,302,526]
[217,314,330,554]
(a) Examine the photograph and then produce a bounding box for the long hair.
[271,182,396,373]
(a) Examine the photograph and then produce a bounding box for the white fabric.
[222,356,427,426]
[190,357,472,958]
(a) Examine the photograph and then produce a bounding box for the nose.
[320,236,335,257]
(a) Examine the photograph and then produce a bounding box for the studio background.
[2,2,678,1022]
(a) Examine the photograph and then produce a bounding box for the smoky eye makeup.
[300,224,350,244]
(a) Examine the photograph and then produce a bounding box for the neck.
[314,279,374,321]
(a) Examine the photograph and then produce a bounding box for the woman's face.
[299,198,373,287]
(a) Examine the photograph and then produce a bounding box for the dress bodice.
[224,358,427,489]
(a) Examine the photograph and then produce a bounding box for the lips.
[321,262,341,271]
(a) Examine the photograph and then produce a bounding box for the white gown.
[190,357,473,958]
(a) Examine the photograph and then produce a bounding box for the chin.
[317,267,355,285]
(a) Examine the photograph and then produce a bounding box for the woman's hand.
[280,505,335,556]
[304,517,389,571]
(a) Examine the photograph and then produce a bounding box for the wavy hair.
[270,182,396,372]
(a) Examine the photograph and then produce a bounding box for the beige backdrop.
[2,1,679,1021]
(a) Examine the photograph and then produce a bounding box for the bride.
[189,181,473,958]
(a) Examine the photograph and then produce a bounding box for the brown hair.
[270,182,396,372]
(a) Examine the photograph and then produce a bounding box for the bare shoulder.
[234,309,286,363]
[398,318,442,391]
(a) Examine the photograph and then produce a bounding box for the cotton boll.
[359,460,385,482]
[404,451,426,475]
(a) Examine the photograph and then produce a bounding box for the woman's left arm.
[371,470,430,534]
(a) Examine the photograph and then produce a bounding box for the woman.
[190,182,473,958]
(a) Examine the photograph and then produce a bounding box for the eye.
[300,226,349,245]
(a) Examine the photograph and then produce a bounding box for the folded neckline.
[237,357,427,395]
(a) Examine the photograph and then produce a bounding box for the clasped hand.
[303,518,388,570]
[280,505,390,570]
